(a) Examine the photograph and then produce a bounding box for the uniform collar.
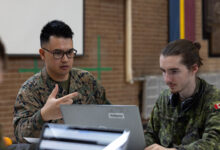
[168,77,203,112]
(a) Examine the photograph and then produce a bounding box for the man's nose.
[163,72,172,83]
[61,54,69,62]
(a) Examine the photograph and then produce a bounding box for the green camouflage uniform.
[145,78,220,150]
[13,68,110,143]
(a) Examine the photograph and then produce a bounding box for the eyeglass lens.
[53,49,76,59]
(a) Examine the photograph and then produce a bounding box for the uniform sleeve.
[176,102,220,150]
[144,99,161,146]
[13,87,46,143]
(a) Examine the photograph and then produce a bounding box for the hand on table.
[145,144,176,150]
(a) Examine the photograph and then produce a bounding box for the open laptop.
[60,105,146,150]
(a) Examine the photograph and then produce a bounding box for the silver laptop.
[60,105,146,150]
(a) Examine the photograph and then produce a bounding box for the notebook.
[38,123,130,150]
[60,105,146,150]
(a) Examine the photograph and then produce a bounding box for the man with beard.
[145,39,220,150]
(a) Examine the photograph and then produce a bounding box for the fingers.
[145,144,155,150]
[145,144,165,150]
[62,99,74,105]
[49,84,58,99]
[61,92,78,100]
[57,92,78,104]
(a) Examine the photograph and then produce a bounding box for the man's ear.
[191,64,199,74]
[39,48,45,60]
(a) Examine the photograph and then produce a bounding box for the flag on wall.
[169,0,195,42]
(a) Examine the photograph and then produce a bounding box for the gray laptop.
[60,105,146,150]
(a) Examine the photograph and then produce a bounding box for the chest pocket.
[73,87,96,104]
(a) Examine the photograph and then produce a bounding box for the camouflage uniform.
[145,78,220,150]
[13,68,110,143]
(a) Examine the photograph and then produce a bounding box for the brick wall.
[0,0,219,141]
[133,0,168,76]
[194,0,220,73]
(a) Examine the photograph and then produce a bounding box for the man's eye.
[67,49,73,54]
[171,70,179,74]
[53,50,62,55]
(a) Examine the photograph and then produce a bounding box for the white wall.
[0,0,84,56]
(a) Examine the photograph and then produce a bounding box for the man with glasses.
[13,20,110,143]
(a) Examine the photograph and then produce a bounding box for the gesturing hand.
[41,84,78,121]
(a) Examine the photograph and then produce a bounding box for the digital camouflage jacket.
[13,68,110,143]
[145,78,220,150]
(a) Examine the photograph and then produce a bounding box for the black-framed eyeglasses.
[42,48,77,59]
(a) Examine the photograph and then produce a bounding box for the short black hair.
[40,20,74,47]
[161,39,203,69]
[0,39,6,69]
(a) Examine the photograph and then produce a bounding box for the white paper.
[23,137,40,143]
